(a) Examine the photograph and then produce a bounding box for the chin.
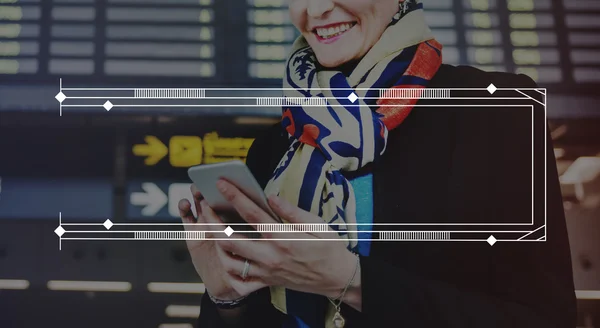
[316,57,344,68]
[314,52,355,69]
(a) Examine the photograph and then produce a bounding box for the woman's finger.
[200,200,229,239]
[178,199,197,229]
[190,184,204,216]
[216,236,273,264]
[228,277,268,298]
[216,241,267,280]
[216,179,278,238]
[267,194,335,239]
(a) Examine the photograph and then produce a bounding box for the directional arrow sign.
[132,136,168,166]
[168,183,195,218]
[169,136,202,167]
[130,182,168,216]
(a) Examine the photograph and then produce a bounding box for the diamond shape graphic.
[487,83,497,94]
[55,226,66,237]
[103,101,114,111]
[347,92,358,103]
[224,226,234,237]
[487,235,497,246]
[55,92,66,103]
[103,219,113,230]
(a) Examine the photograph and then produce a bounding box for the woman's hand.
[206,179,362,311]
[178,184,267,301]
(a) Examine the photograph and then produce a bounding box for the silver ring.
[241,259,250,280]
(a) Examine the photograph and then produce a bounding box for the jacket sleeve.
[197,125,286,328]
[357,73,577,328]
[197,287,282,328]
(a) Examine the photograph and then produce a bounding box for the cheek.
[366,0,398,22]
[289,3,307,33]
[364,2,398,38]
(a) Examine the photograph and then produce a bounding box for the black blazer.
[198,64,577,328]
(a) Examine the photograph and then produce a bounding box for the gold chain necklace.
[327,253,360,328]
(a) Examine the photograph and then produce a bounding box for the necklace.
[327,253,360,328]
[328,298,346,328]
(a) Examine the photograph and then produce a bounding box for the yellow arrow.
[169,136,203,168]
[132,136,168,166]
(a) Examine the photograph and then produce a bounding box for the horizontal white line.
[61,104,537,108]
[64,230,532,234]
[60,237,545,242]
[61,87,546,91]
[576,290,600,300]
[68,97,207,99]
[60,97,532,100]
[0,279,29,290]
[60,222,536,226]
[165,305,200,318]
[47,280,131,292]
[148,282,205,294]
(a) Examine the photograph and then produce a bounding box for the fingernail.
[216,180,227,193]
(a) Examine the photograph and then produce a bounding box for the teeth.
[316,23,354,39]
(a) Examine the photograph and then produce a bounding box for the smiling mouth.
[313,22,357,40]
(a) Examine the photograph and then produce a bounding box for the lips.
[312,22,357,40]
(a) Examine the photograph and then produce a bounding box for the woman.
[178,0,577,327]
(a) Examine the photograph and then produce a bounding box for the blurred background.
[0,0,598,327]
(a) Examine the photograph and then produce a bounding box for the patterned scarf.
[263,1,442,326]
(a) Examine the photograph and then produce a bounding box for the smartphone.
[187,160,279,234]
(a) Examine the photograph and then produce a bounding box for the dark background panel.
[0,125,115,177]
[0,0,598,327]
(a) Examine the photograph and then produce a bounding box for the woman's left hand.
[208,179,361,307]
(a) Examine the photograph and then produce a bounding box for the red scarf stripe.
[376,40,442,130]
[405,41,443,79]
